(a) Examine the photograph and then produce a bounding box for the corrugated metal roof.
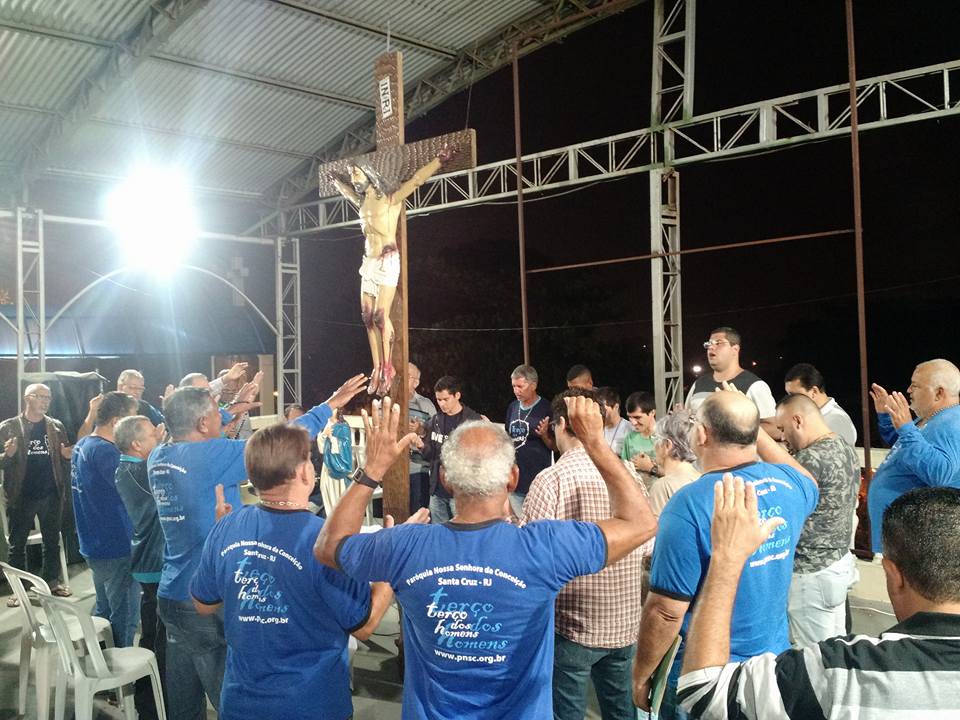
[159,0,440,100]
[50,121,306,194]
[289,0,544,49]
[96,59,367,154]
[0,107,45,162]
[0,0,587,212]
[0,29,104,109]
[0,0,153,42]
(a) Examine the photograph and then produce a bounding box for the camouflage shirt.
[793,435,860,574]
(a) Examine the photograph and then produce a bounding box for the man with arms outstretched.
[329,150,452,395]
[315,395,657,719]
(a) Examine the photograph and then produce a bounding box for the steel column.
[275,214,302,411]
[649,171,684,414]
[649,0,694,413]
[15,207,46,393]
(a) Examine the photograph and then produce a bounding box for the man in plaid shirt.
[520,388,653,719]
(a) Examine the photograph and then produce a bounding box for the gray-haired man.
[316,396,657,719]
[149,374,365,720]
[505,364,554,516]
[0,383,72,599]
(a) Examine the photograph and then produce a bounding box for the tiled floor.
[1,562,891,719]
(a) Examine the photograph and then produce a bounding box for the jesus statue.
[328,147,452,395]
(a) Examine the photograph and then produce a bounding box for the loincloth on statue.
[359,250,400,298]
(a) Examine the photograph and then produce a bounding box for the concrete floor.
[1,560,891,720]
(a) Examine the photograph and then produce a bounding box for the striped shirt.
[519,446,653,648]
[677,611,960,719]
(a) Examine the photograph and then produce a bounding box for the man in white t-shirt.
[685,327,776,430]
[783,362,857,447]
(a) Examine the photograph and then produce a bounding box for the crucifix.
[318,51,477,521]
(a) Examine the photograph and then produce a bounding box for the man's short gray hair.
[917,359,960,397]
[118,369,143,385]
[115,415,151,454]
[179,372,207,388]
[655,409,697,463]
[510,364,538,384]
[164,387,214,438]
[440,421,516,497]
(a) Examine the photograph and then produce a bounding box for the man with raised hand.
[316,394,657,720]
[632,390,818,719]
[678,482,960,720]
[149,373,366,720]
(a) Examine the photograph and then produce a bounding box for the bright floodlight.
[692,364,703,374]
[106,166,198,270]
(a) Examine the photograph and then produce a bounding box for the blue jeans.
[430,495,456,524]
[553,633,635,720]
[158,597,226,720]
[87,555,141,647]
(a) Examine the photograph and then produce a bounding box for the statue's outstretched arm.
[329,175,361,207]
[395,156,443,201]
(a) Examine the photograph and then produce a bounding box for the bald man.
[868,359,960,553]
[776,395,859,646]
[632,391,819,719]
[0,383,73,596]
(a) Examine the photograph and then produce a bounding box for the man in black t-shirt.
[0,383,72,597]
[505,364,554,518]
[414,375,481,523]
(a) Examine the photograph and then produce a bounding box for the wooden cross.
[317,51,477,522]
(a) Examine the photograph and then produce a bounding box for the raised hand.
[718,380,745,396]
[224,362,249,383]
[326,373,368,410]
[710,473,785,566]
[362,397,419,481]
[161,384,175,405]
[214,483,233,521]
[564,395,605,447]
[885,391,914,429]
[869,383,891,415]
[88,393,104,415]
[4,436,17,457]
[235,373,263,404]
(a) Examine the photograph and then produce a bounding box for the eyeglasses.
[27,393,52,401]
[702,339,731,349]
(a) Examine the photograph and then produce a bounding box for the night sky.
[2,2,957,439]
[299,1,960,437]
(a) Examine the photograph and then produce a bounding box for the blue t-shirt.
[868,408,960,552]
[650,462,818,671]
[148,403,333,602]
[190,506,371,720]
[336,518,607,719]
[71,435,132,560]
[505,397,553,494]
[149,438,247,601]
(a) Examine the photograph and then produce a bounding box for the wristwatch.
[350,467,381,489]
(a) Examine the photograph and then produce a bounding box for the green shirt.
[621,431,654,461]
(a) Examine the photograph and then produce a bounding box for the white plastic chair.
[0,477,71,591]
[1,562,113,720]
[37,588,166,720]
